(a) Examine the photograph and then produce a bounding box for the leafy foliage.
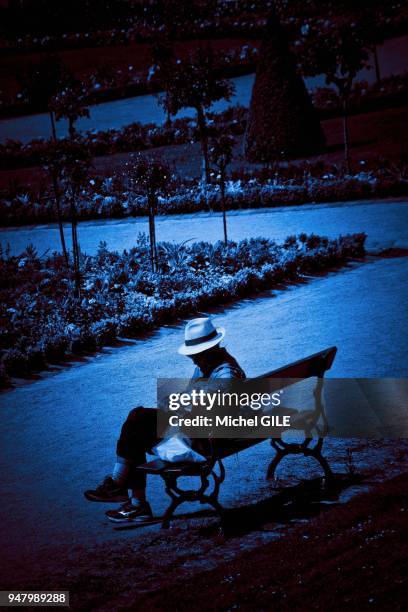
[50,81,90,137]
[0,232,366,384]
[210,134,235,171]
[131,157,170,196]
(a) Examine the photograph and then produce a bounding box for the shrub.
[0,363,10,388]
[1,348,29,377]
[26,346,46,371]
[42,336,68,363]
[70,332,97,354]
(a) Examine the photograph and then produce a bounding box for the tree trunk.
[373,46,381,83]
[68,117,76,139]
[49,113,68,266]
[220,167,228,244]
[196,106,210,183]
[148,192,158,273]
[51,170,69,266]
[342,96,351,174]
[49,110,56,141]
[70,192,81,298]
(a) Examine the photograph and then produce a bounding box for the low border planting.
[0,106,247,171]
[0,232,366,386]
[1,168,406,226]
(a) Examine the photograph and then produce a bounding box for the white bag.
[152,435,206,464]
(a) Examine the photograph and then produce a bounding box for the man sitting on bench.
[84,317,245,524]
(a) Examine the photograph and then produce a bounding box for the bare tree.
[42,141,70,266]
[210,134,235,244]
[133,157,169,272]
[59,141,92,297]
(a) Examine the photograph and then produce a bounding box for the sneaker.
[84,476,129,503]
[105,500,153,524]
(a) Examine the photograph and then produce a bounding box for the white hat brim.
[178,327,225,356]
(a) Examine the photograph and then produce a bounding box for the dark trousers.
[116,406,221,489]
[116,407,160,489]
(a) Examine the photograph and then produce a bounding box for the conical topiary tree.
[244,10,325,162]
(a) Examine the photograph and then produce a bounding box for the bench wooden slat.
[259,346,337,387]
[137,458,209,475]
[264,346,337,377]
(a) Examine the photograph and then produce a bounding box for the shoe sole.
[106,514,154,524]
[113,518,162,530]
[84,492,129,503]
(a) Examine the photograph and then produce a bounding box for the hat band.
[185,329,218,347]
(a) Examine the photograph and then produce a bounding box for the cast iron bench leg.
[267,439,291,480]
[303,437,334,481]
[267,438,334,481]
[160,460,226,528]
[199,459,226,520]
[161,493,184,529]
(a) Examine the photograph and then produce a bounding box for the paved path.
[0,255,407,568]
[1,198,407,256]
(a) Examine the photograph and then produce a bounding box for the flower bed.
[0,232,366,386]
[1,165,406,226]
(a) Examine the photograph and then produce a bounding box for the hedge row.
[0,106,247,170]
[0,232,366,386]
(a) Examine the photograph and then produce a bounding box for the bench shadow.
[113,474,364,534]
[199,473,364,538]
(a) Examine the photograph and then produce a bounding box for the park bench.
[137,346,337,528]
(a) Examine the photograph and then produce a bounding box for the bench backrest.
[257,346,337,388]
[213,347,338,460]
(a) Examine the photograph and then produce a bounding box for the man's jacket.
[191,347,246,381]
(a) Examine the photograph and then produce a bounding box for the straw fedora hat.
[178,317,225,356]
